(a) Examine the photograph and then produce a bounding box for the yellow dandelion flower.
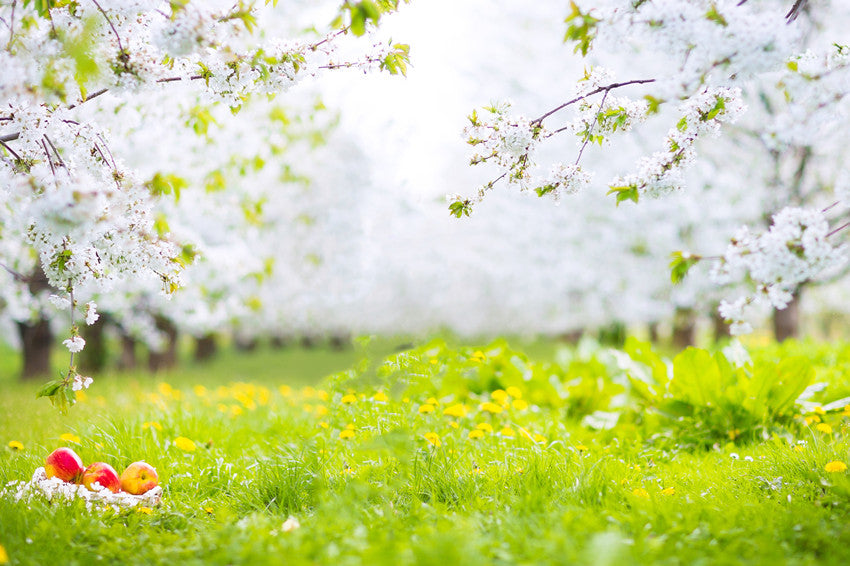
[814,406,826,415]
[315,405,328,417]
[317,390,329,402]
[430,359,439,365]
[230,405,243,417]
[470,350,486,362]
[476,422,493,433]
[158,382,174,396]
[479,402,503,414]
[193,385,207,397]
[302,386,317,398]
[136,507,153,515]
[76,390,88,402]
[632,488,650,499]
[728,429,740,441]
[373,391,389,403]
[511,399,529,411]
[505,386,522,399]
[403,397,410,404]
[279,385,293,397]
[339,429,355,440]
[500,426,515,437]
[142,421,163,431]
[0,543,8,564]
[174,437,196,452]
[491,389,508,404]
[204,507,214,515]
[443,403,468,418]
[575,444,588,452]
[424,432,441,447]
[418,403,436,414]
[516,467,524,474]
[825,461,848,473]
[302,404,314,413]
[217,403,228,413]
[341,394,357,404]
[319,421,329,429]
[7,440,23,451]
[468,429,485,440]
[816,423,833,434]
[425,397,439,406]
[449,421,460,429]
[533,434,547,443]
[345,423,356,430]
[661,487,676,496]
[805,415,822,425]
[60,433,80,444]
[793,444,805,452]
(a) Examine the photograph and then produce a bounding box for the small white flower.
[63,336,86,353]
[730,453,740,460]
[84,302,100,326]
[72,375,93,391]
[49,294,71,310]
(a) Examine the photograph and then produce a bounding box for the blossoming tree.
[452,0,850,337]
[0,0,408,407]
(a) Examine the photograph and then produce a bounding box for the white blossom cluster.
[1,467,162,512]
[462,101,542,198]
[712,207,848,334]
[581,0,799,97]
[610,87,745,199]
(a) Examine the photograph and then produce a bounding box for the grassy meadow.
[1,337,850,565]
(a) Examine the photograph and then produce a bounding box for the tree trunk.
[270,335,290,349]
[148,316,179,372]
[672,307,697,350]
[648,322,660,344]
[79,315,108,373]
[711,309,731,343]
[559,329,584,344]
[17,318,53,379]
[773,291,802,342]
[234,335,258,351]
[118,334,138,371]
[329,333,350,351]
[17,266,54,379]
[194,333,217,362]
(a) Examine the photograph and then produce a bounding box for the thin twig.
[574,89,609,165]
[91,0,125,54]
[0,138,21,161]
[7,0,15,50]
[41,138,57,179]
[532,78,656,125]
[827,221,850,238]
[44,135,66,168]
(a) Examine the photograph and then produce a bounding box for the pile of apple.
[44,447,158,495]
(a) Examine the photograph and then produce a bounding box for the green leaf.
[607,185,639,206]
[36,379,64,399]
[669,251,701,284]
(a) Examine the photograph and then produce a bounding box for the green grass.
[1,337,850,565]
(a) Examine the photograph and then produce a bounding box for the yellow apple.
[120,461,158,495]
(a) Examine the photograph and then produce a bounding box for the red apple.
[81,462,121,493]
[44,447,85,483]
[120,461,159,495]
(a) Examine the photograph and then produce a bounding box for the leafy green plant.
[622,339,813,444]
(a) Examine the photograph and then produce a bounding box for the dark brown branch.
[532,78,656,125]
[41,138,57,178]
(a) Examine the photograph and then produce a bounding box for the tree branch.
[532,78,656,125]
